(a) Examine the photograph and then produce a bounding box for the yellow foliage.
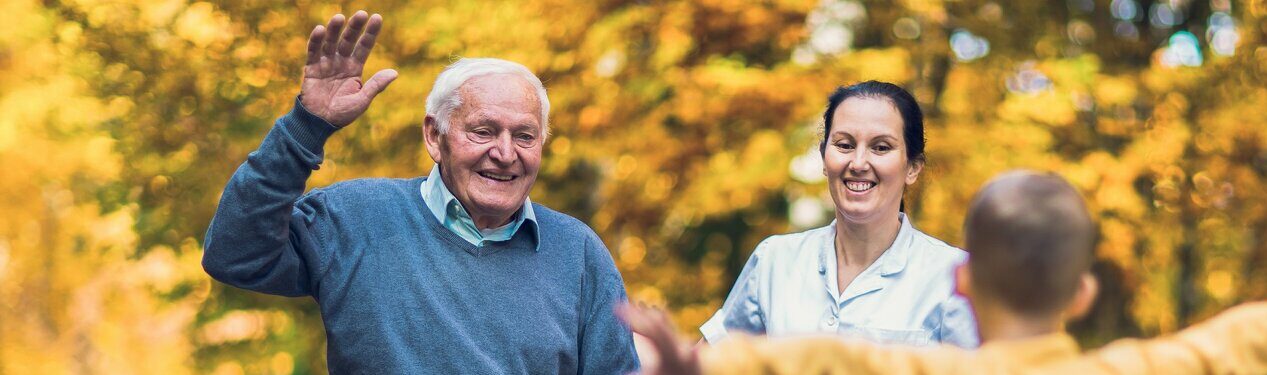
[999,90,1078,126]
[1094,75,1138,107]
[6,0,1267,371]
[837,48,912,83]
[175,3,234,48]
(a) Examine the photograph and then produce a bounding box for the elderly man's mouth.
[478,172,517,182]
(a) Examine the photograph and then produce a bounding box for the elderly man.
[202,11,639,373]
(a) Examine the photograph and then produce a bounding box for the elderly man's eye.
[514,133,538,147]
[466,128,496,144]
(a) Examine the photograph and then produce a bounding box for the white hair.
[424,57,550,137]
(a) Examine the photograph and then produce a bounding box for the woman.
[700,81,978,348]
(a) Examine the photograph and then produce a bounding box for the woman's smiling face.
[823,96,923,224]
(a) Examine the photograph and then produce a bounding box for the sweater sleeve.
[201,97,339,297]
[577,229,641,374]
[700,334,964,375]
[1033,301,1267,374]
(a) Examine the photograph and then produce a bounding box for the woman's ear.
[905,158,925,185]
[1064,273,1099,321]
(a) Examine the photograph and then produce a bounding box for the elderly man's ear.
[423,114,444,163]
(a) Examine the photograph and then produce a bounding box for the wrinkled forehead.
[456,74,542,119]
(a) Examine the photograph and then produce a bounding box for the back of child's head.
[964,171,1095,317]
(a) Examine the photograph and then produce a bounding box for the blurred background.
[3,0,1266,373]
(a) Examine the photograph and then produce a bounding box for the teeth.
[480,172,514,181]
[845,181,875,192]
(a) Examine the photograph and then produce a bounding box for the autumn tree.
[3,0,1264,372]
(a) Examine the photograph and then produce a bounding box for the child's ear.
[954,263,972,298]
[1064,273,1099,320]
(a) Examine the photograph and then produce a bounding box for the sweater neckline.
[411,177,537,257]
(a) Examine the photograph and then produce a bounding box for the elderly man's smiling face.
[424,73,543,229]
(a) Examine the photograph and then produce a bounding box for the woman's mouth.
[845,180,876,192]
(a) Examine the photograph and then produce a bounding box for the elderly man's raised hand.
[300,11,397,128]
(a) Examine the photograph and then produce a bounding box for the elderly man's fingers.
[305,25,326,66]
[321,14,346,56]
[352,14,383,64]
[360,69,398,100]
[338,10,369,56]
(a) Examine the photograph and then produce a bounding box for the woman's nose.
[848,150,870,172]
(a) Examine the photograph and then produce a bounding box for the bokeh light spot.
[1159,31,1203,67]
[1111,0,1139,21]
[892,17,921,40]
[950,29,990,62]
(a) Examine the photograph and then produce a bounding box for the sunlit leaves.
[5,0,1267,372]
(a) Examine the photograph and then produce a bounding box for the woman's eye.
[873,144,892,152]
[835,143,854,150]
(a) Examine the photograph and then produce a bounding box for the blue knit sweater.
[202,99,639,374]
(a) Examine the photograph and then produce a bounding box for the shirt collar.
[420,166,540,251]
[519,201,540,251]
[422,166,453,226]
[877,212,915,276]
[817,212,915,277]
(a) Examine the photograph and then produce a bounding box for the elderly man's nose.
[489,135,517,164]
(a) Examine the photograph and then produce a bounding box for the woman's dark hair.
[818,80,926,164]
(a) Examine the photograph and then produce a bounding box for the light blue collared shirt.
[700,213,979,348]
[420,166,539,250]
